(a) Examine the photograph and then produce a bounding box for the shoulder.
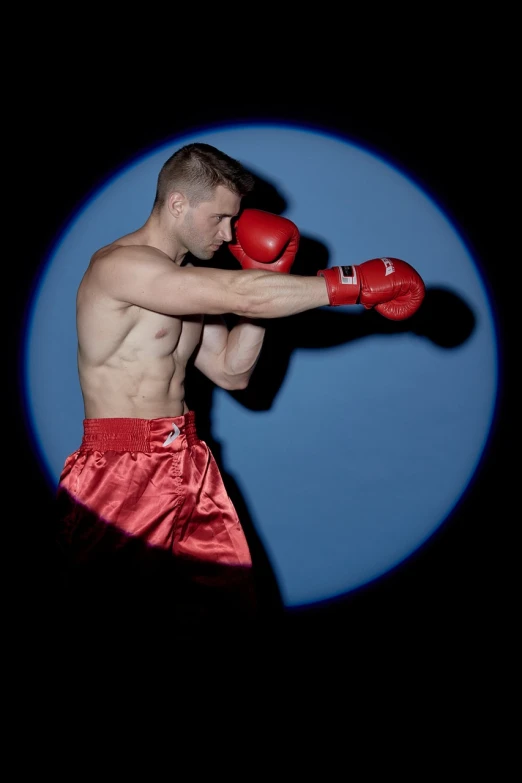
[90,243,174,275]
[93,242,170,263]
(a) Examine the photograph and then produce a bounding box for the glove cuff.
[317,266,360,306]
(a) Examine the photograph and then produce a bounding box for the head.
[152,143,255,260]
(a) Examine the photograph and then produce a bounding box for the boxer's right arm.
[228,208,300,273]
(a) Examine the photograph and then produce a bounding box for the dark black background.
[11,73,512,685]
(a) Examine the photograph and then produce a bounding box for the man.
[55,142,425,640]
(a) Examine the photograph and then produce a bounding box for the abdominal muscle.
[78,307,204,420]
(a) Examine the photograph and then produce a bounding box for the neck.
[135,213,187,266]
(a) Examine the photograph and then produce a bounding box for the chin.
[197,249,215,261]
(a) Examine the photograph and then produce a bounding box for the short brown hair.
[153,142,256,209]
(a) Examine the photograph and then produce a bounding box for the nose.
[219,220,234,243]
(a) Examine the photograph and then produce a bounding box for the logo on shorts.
[163,423,180,447]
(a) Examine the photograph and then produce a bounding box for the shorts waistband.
[80,411,199,452]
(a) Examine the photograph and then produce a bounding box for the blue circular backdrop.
[23,123,498,607]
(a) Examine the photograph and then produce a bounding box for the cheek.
[197,217,215,236]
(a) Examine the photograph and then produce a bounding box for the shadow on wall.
[186,169,476,607]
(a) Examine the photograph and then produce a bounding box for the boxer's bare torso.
[77,233,202,420]
[74,183,284,421]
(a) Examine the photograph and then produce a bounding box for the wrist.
[317,266,360,306]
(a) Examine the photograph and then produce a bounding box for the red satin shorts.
[56,411,252,569]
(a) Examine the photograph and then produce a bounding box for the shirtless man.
[56,142,425,632]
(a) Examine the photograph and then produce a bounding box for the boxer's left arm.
[194,209,300,389]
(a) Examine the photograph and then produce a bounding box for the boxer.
[55,142,425,634]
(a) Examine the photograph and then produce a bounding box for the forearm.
[236,270,330,319]
[222,317,266,382]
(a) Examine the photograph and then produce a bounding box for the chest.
[141,313,203,359]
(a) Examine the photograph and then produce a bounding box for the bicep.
[95,248,246,316]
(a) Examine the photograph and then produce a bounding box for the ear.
[167,190,187,218]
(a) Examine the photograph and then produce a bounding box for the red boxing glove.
[318,257,425,321]
[228,209,300,273]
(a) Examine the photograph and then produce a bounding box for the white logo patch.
[163,423,181,447]
[339,266,358,285]
[382,257,395,276]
